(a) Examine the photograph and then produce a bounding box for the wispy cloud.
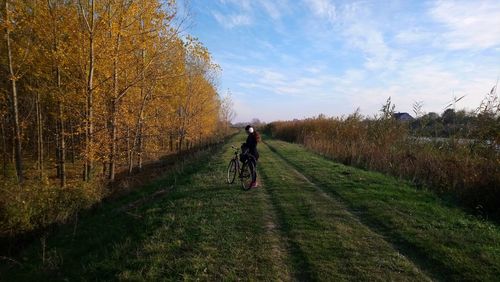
[189,0,500,122]
[395,28,433,44]
[334,3,401,70]
[342,22,399,70]
[304,0,336,23]
[258,0,284,20]
[212,0,291,29]
[218,0,252,12]
[430,0,500,50]
[212,11,252,29]
[239,66,340,98]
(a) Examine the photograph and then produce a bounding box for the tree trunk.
[1,121,7,178]
[137,118,143,170]
[69,119,75,164]
[109,99,117,180]
[50,0,66,187]
[83,0,95,181]
[35,91,43,178]
[127,126,133,174]
[178,135,183,154]
[169,133,173,152]
[11,127,15,164]
[135,92,152,171]
[58,100,66,187]
[108,25,121,181]
[137,144,143,169]
[135,45,147,171]
[55,112,60,178]
[5,0,23,184]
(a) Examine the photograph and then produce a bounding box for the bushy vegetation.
[0,177,104,236]
[265,89,500,215]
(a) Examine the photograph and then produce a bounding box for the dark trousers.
[249,158,257,182]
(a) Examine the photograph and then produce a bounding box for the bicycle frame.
[231,146,241,175]
[227,145,256,190]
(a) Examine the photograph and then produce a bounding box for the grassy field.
[263,139,500,281]
[1,133,500,281]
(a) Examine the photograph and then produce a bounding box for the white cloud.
[305,66,324,74]
[333,3,401,70]
[201,0,500,121]
[218,0,252,12]
[212,11,252,28]
[344,24,399,70]
[237,52,498,118]
[304,0,336,23]
[258,0,282,20]
[430,0,500,50]
[395,28,433,44]
[299,2,401,70]
[260,70,288,85]
[348,56,499,115]
[239,66,349,98]
[213,0,291,28]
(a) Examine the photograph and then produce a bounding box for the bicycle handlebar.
[231,145,250,155]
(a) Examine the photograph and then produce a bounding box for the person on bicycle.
[243,125,260,188]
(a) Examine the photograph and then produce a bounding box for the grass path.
[258,141,429,281]
[2,133,500,281]
[1,135,290,281]
[264,139,500,281]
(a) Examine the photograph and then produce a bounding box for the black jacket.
[244,133,259,160]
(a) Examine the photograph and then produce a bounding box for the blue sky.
[180,0,500,123]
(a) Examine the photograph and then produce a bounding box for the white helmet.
[245,125,254,133]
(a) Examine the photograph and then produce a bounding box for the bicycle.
[226,145,256,190]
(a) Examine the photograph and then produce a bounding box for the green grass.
[258,142,429,281]
[1,134,290,281]
[2,133,500,281]
[264,138,500,281]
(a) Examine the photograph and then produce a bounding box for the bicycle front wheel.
[227,159,237,184]
[240,162,254,190]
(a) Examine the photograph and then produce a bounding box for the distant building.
[393,112,414,121]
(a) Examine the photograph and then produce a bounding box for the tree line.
[410,108,500,140]
[1,0,234,187]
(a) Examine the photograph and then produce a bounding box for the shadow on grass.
[264,140,458,281]
[258,159,318,281]
[0,135,234,257]
[0,144,223,281]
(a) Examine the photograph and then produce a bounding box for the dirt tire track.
[262,141,433,281]
[255,178,295,281]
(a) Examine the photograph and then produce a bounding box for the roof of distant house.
[393,112,414,120]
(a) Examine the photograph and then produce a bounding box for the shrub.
[0,178,106,237]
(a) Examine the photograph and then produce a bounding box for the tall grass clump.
[0,177,106,238]
[265,90,500,216]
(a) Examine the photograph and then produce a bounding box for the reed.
[265,91,500,215]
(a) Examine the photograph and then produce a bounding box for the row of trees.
[1,0,234,187]
[410,109,500,140]
[409,87,499,140]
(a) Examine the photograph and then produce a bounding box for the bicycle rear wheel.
[227,159,237,184]
[240,162,254,190]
